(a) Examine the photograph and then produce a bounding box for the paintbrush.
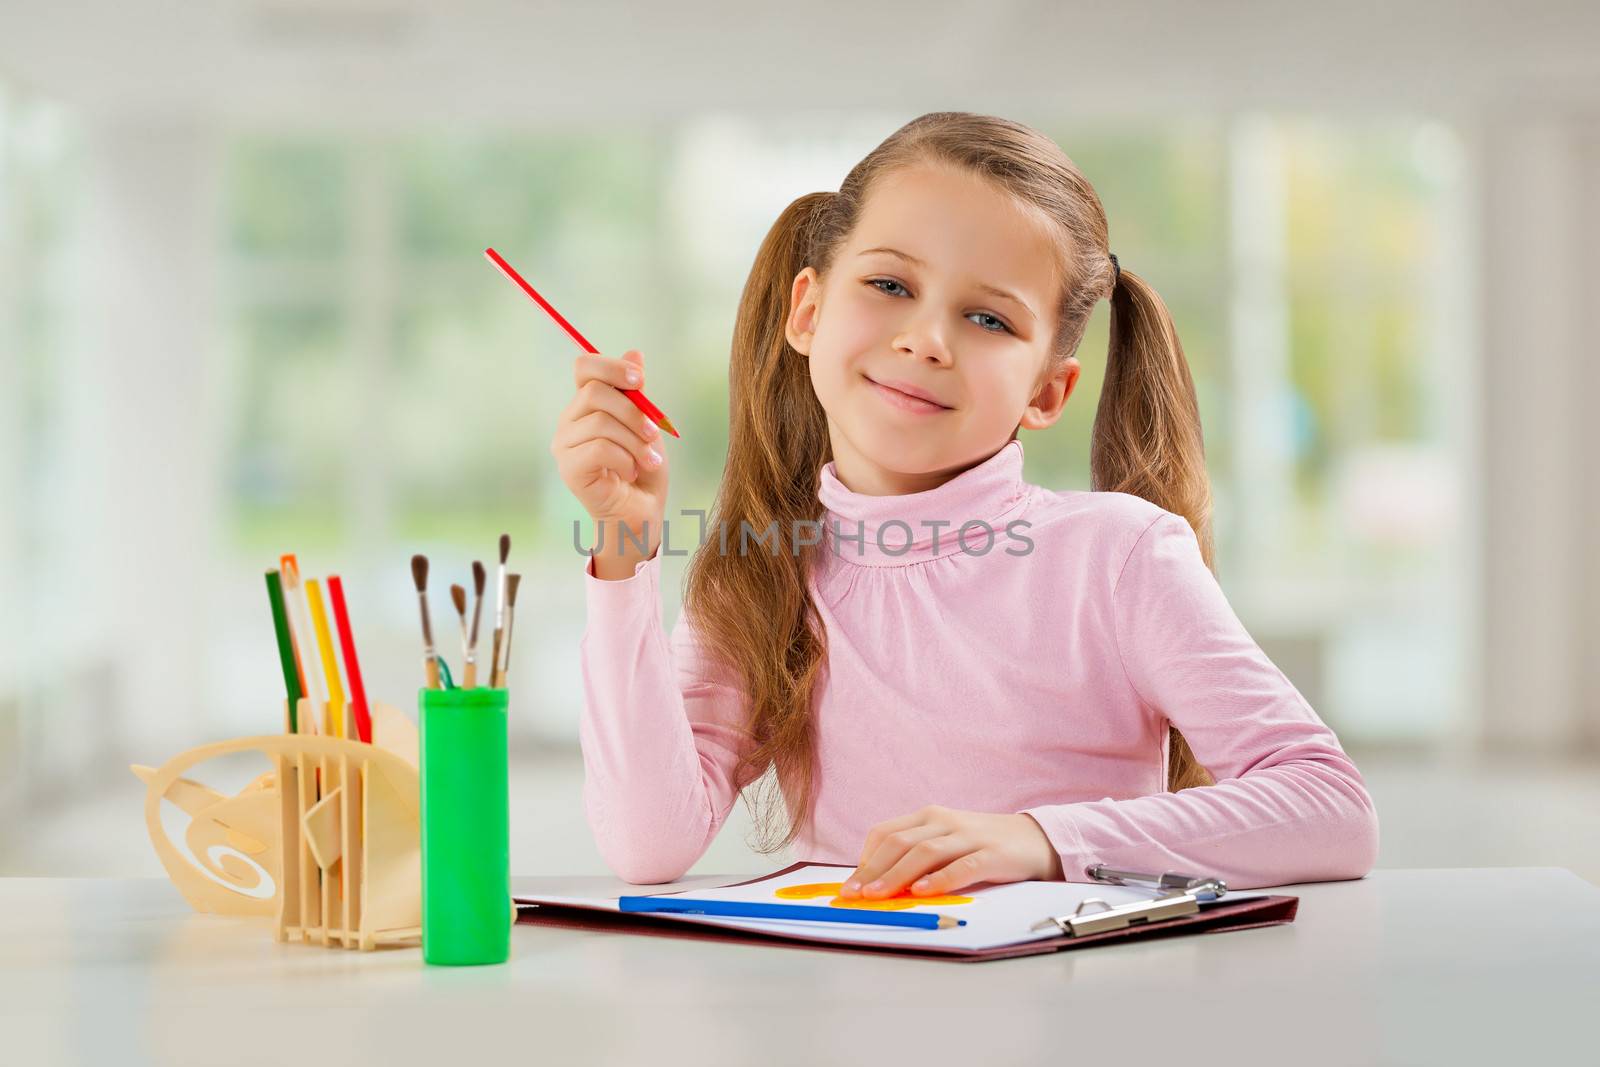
[450,583,470,684]
[495,572,523,687]
[412,554,441,690]
[465,560,486,688]
[489,534,509,690]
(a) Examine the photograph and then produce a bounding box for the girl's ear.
[785,267,822,356]
[1018,356,1080,432]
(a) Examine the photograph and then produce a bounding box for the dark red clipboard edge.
[514,861,1299,964]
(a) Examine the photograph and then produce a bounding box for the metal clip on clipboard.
[1030,865,1231,938]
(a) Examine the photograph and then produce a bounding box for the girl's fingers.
[572,350,644,391]
[568,436,640,486]
[557,410,663,471]
[905,848,999,898]
[857,835,975,899]
[573,377,663,443]
[842,823,947,897]
[852,809,934,870]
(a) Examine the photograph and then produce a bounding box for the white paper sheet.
[517,863,1260,955]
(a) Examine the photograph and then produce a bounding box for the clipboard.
[515,861,1298,963]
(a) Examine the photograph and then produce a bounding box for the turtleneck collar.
[815,438,1032,567]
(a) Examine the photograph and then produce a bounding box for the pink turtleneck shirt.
[577,438,1379,889]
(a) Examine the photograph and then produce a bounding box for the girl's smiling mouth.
[864,374,953,414]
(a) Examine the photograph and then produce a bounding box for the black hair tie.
[1109,252,1120,289]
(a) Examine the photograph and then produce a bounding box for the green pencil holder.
[419,686,511,966]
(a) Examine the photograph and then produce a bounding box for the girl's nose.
[891,323,954,365]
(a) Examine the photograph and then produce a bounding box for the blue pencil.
[618,896,966,930]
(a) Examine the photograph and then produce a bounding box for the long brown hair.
[685,111,1215,856]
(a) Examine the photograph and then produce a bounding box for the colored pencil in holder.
[266,569,303,731]
[327,575,372,743]
[281,555,325,731]
[306,578,348,738]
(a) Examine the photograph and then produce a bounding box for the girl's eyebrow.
[857,245,1036,322]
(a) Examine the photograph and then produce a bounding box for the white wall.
[1475,111,1600,752]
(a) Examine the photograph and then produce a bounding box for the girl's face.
[785,162,1080,496]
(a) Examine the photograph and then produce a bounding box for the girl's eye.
[864,278,1014,335]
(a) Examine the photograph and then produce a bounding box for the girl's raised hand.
[550,349,670,550]
[837,805,1065,899]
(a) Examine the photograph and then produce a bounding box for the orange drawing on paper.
[776,881,975,911]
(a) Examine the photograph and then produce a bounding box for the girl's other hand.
[838,806,1065,899]
[550,349,670,552]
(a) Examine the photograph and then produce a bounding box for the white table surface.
[2,868,1596,1066]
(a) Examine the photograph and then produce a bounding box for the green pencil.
[265,569,303,730]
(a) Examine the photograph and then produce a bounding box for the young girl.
[550,111,1378,897]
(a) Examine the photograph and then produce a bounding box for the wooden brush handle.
[488,629,503,689]
[463,660,478,688]
[424,654,441,690]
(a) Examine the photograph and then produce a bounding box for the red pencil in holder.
[327,575,372,743]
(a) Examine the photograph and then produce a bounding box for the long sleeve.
[1021,512,1380,889]
[577,549,757,884]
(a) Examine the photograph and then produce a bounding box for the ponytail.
[726,192,836,490]
[683,191,839,854]
[1092,266,1217,791]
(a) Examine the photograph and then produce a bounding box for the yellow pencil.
[305,578,347,739]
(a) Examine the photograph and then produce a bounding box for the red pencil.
[483,246,680,438]
[326,576,372,744]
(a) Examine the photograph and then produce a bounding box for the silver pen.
[1085,864,1228,900]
